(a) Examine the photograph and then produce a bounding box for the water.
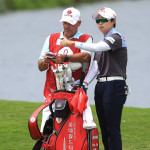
[0,0,150,108]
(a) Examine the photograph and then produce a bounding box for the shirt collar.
[104,28,115,39]
[60,30,82,39]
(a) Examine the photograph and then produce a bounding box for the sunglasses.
[96,18,109,24]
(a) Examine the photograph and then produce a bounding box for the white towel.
[83,101,97,129]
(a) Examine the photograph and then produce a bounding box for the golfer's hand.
[52,54,64,64]
[43,57,51,64]
[60,39,75,47]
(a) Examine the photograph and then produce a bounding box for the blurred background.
[0,0,150,108]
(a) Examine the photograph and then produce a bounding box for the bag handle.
[79,71,85,88]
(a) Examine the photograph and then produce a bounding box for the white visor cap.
[92,7,116,20]
[60,7,81,25]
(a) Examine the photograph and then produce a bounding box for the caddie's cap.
[60,7,81,25]
[92,7,116,20]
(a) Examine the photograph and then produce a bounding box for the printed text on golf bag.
[29,90,99,150]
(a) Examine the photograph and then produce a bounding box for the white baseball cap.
[92,7,116,20]
[60,7,81,25]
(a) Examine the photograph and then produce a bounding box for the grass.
[0,100,150,150]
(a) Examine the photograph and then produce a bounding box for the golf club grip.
[79,71,85,87]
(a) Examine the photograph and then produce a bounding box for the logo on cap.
[64,10,72,17]
[67,10,72,15]
[60,7,80,25]
[100,8,106,12]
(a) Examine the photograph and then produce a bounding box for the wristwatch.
[64,55,69,62]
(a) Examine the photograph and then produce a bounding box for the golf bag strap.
[28,98,53,140]
[41,142,55,150]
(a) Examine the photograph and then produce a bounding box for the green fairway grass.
[0,100,150,150]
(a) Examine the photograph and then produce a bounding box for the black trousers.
[94,80,127,150]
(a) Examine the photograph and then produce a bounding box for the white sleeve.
[84,60,98,85]
[75,41,110,52]
[80,37,92,56]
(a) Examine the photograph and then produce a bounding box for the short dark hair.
[111,18,116,28]
[114,23,116,28]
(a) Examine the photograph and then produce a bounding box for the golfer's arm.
[38,59,49,71]
[84,60,99,85]
[75,41,110,52]
[68,52,90,62]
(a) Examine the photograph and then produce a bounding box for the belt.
[97,76,125,82]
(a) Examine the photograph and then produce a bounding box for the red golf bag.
[29,89,99,150]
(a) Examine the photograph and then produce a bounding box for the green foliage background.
[0,0,116,12]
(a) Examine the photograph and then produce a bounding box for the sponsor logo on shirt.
[106,37,115,44]
[58,47,73,55]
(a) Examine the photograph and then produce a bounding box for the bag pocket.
[55,99,71,118]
